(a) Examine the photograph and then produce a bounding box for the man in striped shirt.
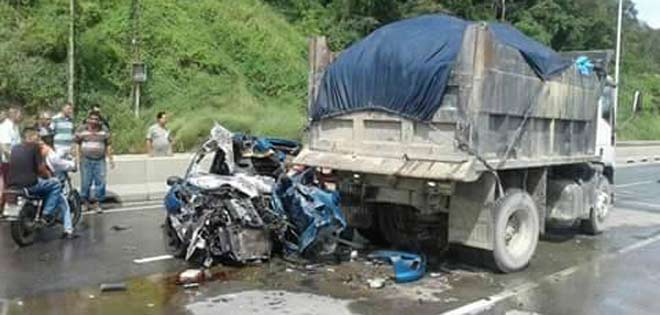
[75,111,115,213]
[50,102,75,157]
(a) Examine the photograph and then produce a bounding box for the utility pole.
[495,0,506,21]
[132,0,143,118]
[67,0,75,105]
[614,0,623,126]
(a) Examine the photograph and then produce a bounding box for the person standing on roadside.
[35,111,54,147]
[0,107,23,206]
[75,111,114,213]
[50,102,75,158]
[90,104,110,131]
[146,111,174,157]
[0,107,22,161]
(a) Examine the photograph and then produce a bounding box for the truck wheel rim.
[505,209,531,257]
[595,191,610,222]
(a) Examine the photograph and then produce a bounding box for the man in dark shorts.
[7,128,75,239]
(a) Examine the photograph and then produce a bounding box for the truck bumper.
[293,149,479,182]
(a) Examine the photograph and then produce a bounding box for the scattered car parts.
[368,250,426,283]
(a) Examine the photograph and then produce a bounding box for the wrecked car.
[163,124,278,266]
[162,123,345,267]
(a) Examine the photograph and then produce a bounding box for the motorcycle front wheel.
[68,190,83,227]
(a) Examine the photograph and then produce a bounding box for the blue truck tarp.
[311,15,574,122]
[489,22,573,80]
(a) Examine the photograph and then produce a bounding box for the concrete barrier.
[94,142,660,203]
[71,153,192,203]
[615,141,660,165]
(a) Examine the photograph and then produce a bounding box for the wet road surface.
[1,164,660,315]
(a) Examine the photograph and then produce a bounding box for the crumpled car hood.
[187,173,274,198]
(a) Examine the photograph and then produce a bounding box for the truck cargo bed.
[299,23,605,181]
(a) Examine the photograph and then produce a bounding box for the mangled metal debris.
[163,123,346,267]
[271,167,347,258]
[367,278,386,289]
[178,269,208,286]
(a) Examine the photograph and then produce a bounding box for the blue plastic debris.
[271,168,347,256]
[575,56,594,76]
[164,185,183,214]
[368,250,426,283]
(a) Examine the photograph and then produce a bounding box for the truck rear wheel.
[492,189,539,273]
[581,177,612,235]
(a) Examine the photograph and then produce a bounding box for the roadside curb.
[105,183,168,203]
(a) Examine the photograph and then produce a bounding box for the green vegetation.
[1,0,307,153]
[1,0,659,153]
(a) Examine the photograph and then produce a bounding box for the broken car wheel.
[492,189,539,273]
[163,217,186,258]
[581,176,612,235]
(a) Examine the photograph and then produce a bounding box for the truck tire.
[492,189,539,273]
[581,177,612,235]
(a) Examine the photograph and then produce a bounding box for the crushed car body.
[271,167,346,258]
[163,123,345,267]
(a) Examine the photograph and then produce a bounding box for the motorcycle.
[1,173,82,246]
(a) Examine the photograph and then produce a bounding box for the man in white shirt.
[146,111,174,157]
[0,107,22,162]
[0,106,22,207]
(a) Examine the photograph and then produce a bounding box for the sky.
[634,0,660,29]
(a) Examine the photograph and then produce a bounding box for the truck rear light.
[426,181,454,195]
[317,168,337,191]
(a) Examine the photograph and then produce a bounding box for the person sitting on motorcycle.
[6,128,76,239]
[38,138,77,174]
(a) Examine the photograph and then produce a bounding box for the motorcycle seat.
[3,188,40,201]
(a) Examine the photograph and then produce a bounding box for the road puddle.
[4,256,495,315]
[186,290,353,315]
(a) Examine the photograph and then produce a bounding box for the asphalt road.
[1,164,660,315]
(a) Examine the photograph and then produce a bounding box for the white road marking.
[116,200,163,207]
[614,200,660,211]
[133,254,174,264]
[81,204,163,216]
[0,298,8,315]
[617,232,660,255]
[441,232,660,315]
[615,180,656,188]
